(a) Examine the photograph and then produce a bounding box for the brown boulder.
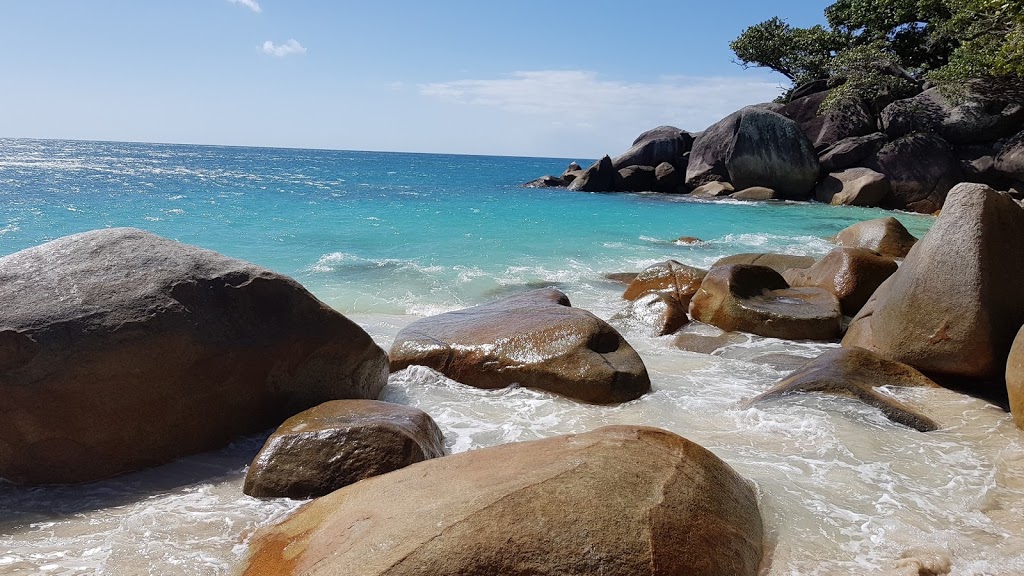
[0,228,389,485]
[783,247,898,316]
[843,183,1024,382]
[654,161,685,193]
[815,167,891,206]
[568,155,616,192]
[833,217,918,258]
[689,264,842,341]
[865,132,961,213]
[712,253,816,274]
[731,186,777,201]
[690,181,735,197]
[614,292,690,336]
[244,400,445,499]
[1008,326,1024,430]
[615,165,658,192]
[389,288,650,403]
[743,347,939,432]
[622,259,707,308]
[241,426,764,576]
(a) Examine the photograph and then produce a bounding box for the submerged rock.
[743,347,939,432]
[712,253,816,274]
[241,425,764,576]
[244,400,445,499]
[783,247,898,316]
[0,228,389,485]
[689,264,842,341]
[833,217,918,258]
[843,183,1024,383]
[389,288,650,403]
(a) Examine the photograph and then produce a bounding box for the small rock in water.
[243,400,445,499]
[894,546,953,576]
[744,347,940,432]
[675,235,705,245]
[389,288,650,403]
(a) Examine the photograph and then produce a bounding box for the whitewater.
[1,138,1021,575]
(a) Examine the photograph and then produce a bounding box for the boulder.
[789,79,831,101]
[689,264,842,341]
[241,426,764,576]
[880,82,1024,144]
[614,292,690,336]
[523,175,566,188]
[243,400,445,499]
[843,183,1024,382]
[815,167,891,206]
[783,247,898,316]
[0,228,389,485]
[686,107,820,199]
[743,347,939,432]
[818,132,888,173]
[996,130,1024,180]
[780,91,876,149]
[865,132,961,213]
[615,165,658,192]
[1008,326,1024,430]
[603,272,639,284]
[833,217,918,258]
[568,155,616,192]
[712,253,816,274]
[622,259,707,308]
[690,181,735,197]
[389,288,650,403]
[561,161,582,179]
[654,161,685,193]
[730,186,777,201]
[612,126,693,170]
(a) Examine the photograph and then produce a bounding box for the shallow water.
[1,139,1021,575]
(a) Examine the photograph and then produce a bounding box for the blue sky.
[0,1,831,158]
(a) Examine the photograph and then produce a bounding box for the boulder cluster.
[527,80,1024,213]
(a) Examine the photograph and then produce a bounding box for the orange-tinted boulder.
[1007,326,1024,430]
[833,217,918,258]
[783,247,898,316]
[622,260,706,305]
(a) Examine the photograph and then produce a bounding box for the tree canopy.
[730,0,1023,103]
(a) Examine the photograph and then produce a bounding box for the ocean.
[0,138,1021,575]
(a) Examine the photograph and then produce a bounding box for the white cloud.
[227,0,262,13]
[262,39,307,58]
[418,70,784,133]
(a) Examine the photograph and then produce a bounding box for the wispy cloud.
[227,0,262,13]
[262,39,307,58]
[418,70,783,132]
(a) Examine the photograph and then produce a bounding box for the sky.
[0,1,832,158]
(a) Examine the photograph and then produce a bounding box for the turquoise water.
[0,138,932,315]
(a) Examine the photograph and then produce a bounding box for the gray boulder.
[615,165,658,192]
[686,107,820,199]
[781,91,876,149]
[612,126,694,170]
[0,228,390,485]
[568,156,616,192]
[996,130,1024,180]
[818,132,888,173]
[865,132,961,213]
[880,82,1024,144]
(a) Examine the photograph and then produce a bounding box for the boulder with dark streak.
[389,288,650,403]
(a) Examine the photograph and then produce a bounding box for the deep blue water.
[0,138,933,314]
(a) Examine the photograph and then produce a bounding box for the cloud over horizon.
[418,70,784,134]
[262,39,307,57]
[227,0,262,13]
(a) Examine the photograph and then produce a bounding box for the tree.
[728,17,845,86]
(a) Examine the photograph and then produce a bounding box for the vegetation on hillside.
[730,0,1024,104]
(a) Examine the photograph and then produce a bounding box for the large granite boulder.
[612,126,693,170]
[781,91,876,149]
[866,132,961,213]
[0,228,389,485]
[843,183,1024,382]
[690,181,735,197]
[615,165,658,192]
[654,161,685,193]
[241,425,764,576]
[568,155,616,192]
[744,347,939,432]
[712,253,816,274]
[622,260,707,307]
[731,186,778,201]
[389,288,650,403]
[833,217,918,258]
[815,167,891,207]
[686,107,820,199]
[243,400,445,499]
[817,132,888,173]
[783,247,898,316]
[880,82,1024,144]
[615,292,690,336]
[689,264,842,341]
[1008,326,1024,430]
[996,130,1024,180]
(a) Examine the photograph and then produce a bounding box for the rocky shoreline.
[526,80,1024,214]
[2,179,1023,574]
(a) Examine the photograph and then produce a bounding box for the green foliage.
[731,0,1022,105]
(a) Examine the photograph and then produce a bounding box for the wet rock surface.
[783,247,898,316]
[833,217,918,258]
